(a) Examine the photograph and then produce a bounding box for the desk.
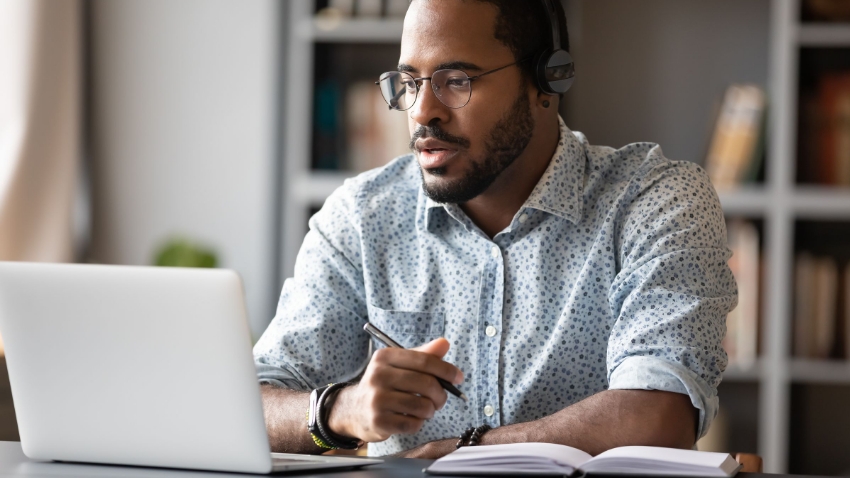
[0,442,819,478]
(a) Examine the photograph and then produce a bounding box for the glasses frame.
[375,57,532,111]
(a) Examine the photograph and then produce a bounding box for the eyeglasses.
[375,58,530,111]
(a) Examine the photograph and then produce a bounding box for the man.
[254,0,737,459]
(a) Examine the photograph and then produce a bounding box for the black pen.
[363,322,469,402]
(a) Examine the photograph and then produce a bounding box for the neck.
[460,116,560,238]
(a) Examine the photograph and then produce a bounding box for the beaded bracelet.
[468,425,492,446]
[456,427,475,449]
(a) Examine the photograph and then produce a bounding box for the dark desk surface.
[0,442,823,478]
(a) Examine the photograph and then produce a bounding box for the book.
[724,220,760,367]
[813,257,838,358]
[795,253,818,357]
[817,72,850,186]
[705,85,766,189]
[794,253,839,358]
[425,443,741,477]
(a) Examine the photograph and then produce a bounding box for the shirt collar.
[420,116,585,231]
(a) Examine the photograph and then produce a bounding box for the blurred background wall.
[87,0,280,338]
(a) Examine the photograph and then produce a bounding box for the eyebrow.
[397,61,484,75]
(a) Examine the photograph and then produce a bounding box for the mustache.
[409,124,471,151]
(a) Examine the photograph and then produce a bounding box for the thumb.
[412,337,450,358]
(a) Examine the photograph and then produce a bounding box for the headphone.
[535,0,575,95]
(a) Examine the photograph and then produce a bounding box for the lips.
[416,139,461,170]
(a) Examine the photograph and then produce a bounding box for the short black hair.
[474,0,570,86]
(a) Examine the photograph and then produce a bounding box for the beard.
[411,90,535,204]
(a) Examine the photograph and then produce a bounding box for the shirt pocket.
[366,306,445,349]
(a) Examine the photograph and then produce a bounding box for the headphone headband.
[535,0,574,95]
[539,0,561,52]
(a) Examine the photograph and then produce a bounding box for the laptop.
[0,262,381,474]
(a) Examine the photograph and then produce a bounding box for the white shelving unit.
[279,0,850,473]
[280,1,403,280]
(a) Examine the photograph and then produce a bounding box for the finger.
[382,390,437,419]
[374,411,425,436]
[373,347,463,385]
[377,368,448,410]
[412,337,450,357]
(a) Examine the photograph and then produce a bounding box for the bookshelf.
[278,0,850,474]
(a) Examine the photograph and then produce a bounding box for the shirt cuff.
[254,360,313,391]
[607,355,718,440]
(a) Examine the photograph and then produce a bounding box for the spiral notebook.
[425,443,741,477]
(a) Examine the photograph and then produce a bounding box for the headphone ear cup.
[534,49,557,96]
[536,49,575,96]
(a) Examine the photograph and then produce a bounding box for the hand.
[327,338,464,443]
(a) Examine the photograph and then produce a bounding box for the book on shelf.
[818,72,850,186]
[705,85,766,190]
[724,220,760,367]
[320,0,408,19]
[425,443,741,477]
[794,253,841,359]
[802,0,850,22]
[344,80,410,172]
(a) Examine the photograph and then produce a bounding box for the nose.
[409,79,451,128]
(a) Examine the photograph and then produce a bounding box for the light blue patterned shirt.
[254,117,737,456]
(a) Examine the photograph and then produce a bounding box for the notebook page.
[427,442,593,474]
[582,446,738,476]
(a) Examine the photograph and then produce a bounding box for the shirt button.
[483,405,495,417]
[490,246,500,258]
[485,325,497,337]
[519,214,528,224]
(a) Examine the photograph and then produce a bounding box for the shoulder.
[321,154,422,218]
[575,132,716,209]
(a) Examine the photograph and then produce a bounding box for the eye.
[401,79,417,92]
[445,77,468,89]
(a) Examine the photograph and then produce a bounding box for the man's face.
[401,0,535,204]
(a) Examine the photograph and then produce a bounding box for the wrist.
[326,385,359,441]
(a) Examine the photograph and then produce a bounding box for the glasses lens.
[431,70,472,109]
[378,71,417,111]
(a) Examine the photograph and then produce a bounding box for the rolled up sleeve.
[607,160,737,439]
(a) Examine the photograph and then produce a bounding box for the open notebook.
[425,443,741,477]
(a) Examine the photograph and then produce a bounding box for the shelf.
[790,359,850,384]
[291,171,350,205]
[296,18,404,43]
[798,24,850,47]
[723,361,763,382]
[718,187,770,216]
[790,186,850,218]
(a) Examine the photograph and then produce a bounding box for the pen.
[363,322,469,402]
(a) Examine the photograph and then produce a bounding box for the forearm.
[260,384,324,454]
[493,390,697,454]
[405,390,697,458]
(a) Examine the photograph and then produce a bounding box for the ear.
[536,90,558,110]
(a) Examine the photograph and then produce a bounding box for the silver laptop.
[0,262,381,474]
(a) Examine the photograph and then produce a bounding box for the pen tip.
[460,393,469,402]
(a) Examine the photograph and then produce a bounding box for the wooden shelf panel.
[723,361,763,382]
[798,24,850,47]
[718,187,770,216]
[291,171,350,205]
[790,187,850,218]
[296,18,404,43]
[791,359,850,384]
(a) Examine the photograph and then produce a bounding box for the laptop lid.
[0,262,275,474]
